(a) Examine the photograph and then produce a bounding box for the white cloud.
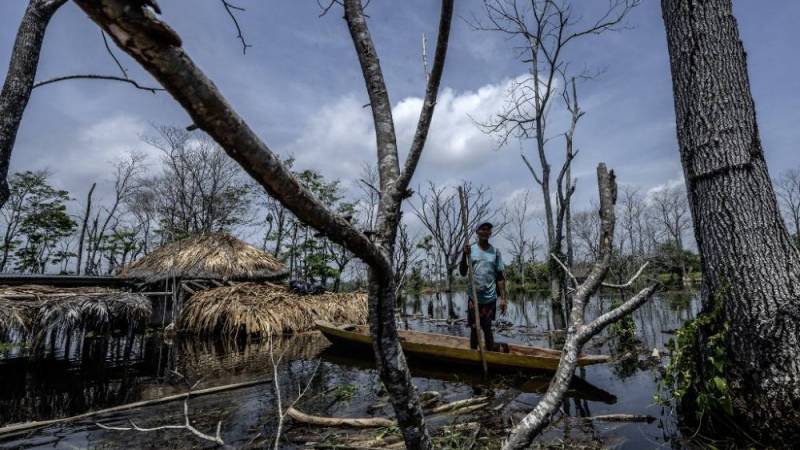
[43,114,154,205]
[287,95,374,182]
[287,77,529,195]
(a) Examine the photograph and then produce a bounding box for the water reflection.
[0,289,700,449]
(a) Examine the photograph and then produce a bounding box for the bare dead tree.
[775,167,800,241]
[650,184,692,283]
[503,190,539,288]
[356,162,380,234]
[84,152,144,274]
[502,164,657,449]
[141,126,254,238]
[618,185,648,258]
[75,182,96,275]
[562,78,582,269]
[124,186,158,255]
[72,1,454,447]
[472,0,638,320]
[392,221,419,297]
[412,181,497,293]
[0,0,68,209]
[570,203,599,262]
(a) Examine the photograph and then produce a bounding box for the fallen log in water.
[287,395,492,430]
[427,396,489,414]
[286,407,395,428]
[0,378,271,437]
[581,414,656,423]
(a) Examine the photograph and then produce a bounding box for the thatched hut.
[119,232,288,284]
[118,233,288,325]
[0,285,151,351]
[181,282,367,338]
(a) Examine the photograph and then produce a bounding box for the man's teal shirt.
[466,243,504,304]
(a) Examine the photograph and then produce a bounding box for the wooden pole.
[458,186,488,377]
[0,377,271,437]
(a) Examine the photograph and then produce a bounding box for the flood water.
[0,290,700,449]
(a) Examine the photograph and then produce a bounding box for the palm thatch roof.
[118,233,288,283]
[181,282,367,338]
[0,298,36,337]
[0,285,151,342]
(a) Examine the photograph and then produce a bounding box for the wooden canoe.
[316,321,610,372]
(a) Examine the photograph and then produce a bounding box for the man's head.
[475,222,493,242]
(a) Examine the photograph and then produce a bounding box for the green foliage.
[504,262,549,290]
[659,293,733,420]
[653,242,700,284]
[608,297,637,348]
[329,383,358,404]
[434,426,486,450]
[5,171,76,273]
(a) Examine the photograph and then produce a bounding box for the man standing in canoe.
[460,221,507,351]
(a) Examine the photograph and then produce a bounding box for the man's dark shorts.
[467,299,496,328]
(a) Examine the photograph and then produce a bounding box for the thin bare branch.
[344,0,400,192]
[32,74,163,92]
[101,30,128,77]
[220,0,251,54]
[550,252,577,287]
[520,153,543,186]
[601,261,649,289]
[317,0,343,17]
[395,0,454,197]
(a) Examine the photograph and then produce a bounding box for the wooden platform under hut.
[181,282,367,338]
[0,285,151,349]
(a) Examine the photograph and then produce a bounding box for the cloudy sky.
[2,0,799,248]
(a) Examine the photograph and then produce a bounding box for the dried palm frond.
[0,284,152,349]
[118,233,287,283]
[36,292,151,335]
[0,285,118,337]
[0,298,37,337]
[181,282,367,337]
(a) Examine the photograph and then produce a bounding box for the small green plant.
[373,425,399,441]
[434,426,486,450]
[658,289,733,420]
[0,341,18,352]
[608,298,637,349]
[329,383,358,404]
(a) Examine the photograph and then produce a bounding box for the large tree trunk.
[367,270,431,448]
[662,0,800,444]
[0,0,66,208]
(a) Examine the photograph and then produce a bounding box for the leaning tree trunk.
[662,0,800,445]
[0,0,66,208]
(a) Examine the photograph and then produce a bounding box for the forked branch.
[502,164,658,450]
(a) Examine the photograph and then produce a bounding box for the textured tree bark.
[0,0,67,208]
[343,1,452,446]
[662,0,800,445]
